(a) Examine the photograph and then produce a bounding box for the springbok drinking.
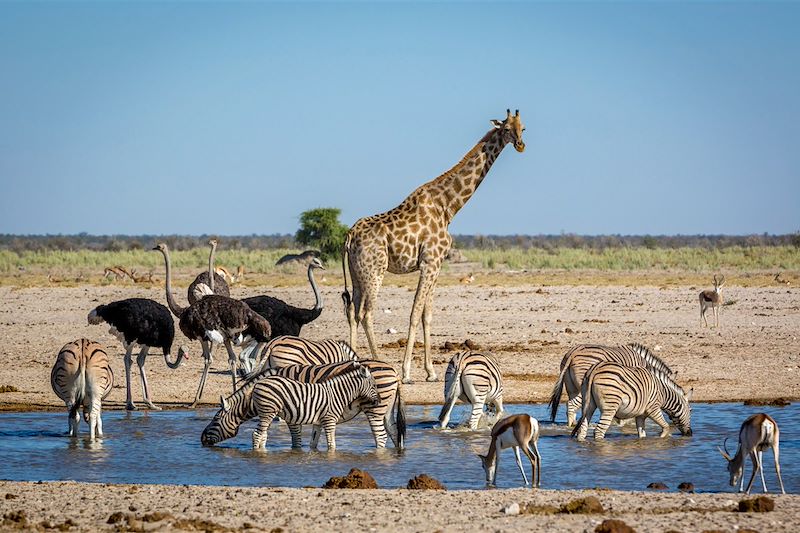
[718,413,785,494]
[477,413,541,487]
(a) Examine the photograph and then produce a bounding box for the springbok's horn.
[717,445,731,461]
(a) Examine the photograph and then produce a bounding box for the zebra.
[241,335,357,375]
[548,343,674,427]
[257,359,406,449]
[572,361,693,442]
[50,339,114,439]
[437,351,504,430]
[201,362,379,450]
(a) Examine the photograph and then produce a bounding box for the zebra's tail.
[437,360,463,424]
[395,385,406,450]
[76,354,88,423]
[548,362,570,423]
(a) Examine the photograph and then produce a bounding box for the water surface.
[0,403,796,492]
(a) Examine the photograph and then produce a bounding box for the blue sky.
[1,2,798,236]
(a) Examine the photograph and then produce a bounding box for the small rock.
[677,482,694,493]
[383,309,392,314]
[4,493,18,500]
[564,327,574,334]
[647,482,668,490]
[407,474,446,490]
[464,339,480,350]
[560,496,604,514]
[142,511,173,522]
[386,328,398,334]
[738,495,775,512]
[501,502,520,515]
[595,519,636,533]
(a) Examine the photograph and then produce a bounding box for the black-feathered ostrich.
[161,239,230,306]
[87,298,184,410]
[154,243,272,406]
[237,257,326,370]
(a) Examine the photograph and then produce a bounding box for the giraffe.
[342,109,526,383]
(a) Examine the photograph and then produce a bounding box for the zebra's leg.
[635,416,647,438]
[123,344,137,410]
[322,418,337,451]
[366,410,389,448]
[136,346,161,410]
[492,396,505,426]
[576,397,597,442]
[384,398,400,448]
[310,425,321,450]
[744,451,759,494]
[593,403,620,441]
[566,395,581,427]
[437,389,458,429]
[468,393,488,430]
[288,424,303,449]
[513,446,529,486]
[252,415,273,450]
[647,409,671,438]
[67,403,80,437]
[224,340,239,393]
[94,398,104,438]
[87,399,99,440]
[774,445,786,494]
[191,341,213,408]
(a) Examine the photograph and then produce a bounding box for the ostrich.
[237,258,325,370]
[87,298,183,410]
[153,243,272,406]
[155,240,229,305]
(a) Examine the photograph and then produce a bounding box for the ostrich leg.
[190,341,213,407]
[136,346,161,410]
[123,344,137,410]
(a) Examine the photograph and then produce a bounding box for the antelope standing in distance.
[718,413,785,495]
[699,274,725,328]
[103,266,130,281]
[477,413,541,488]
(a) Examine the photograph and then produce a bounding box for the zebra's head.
[201,395,241,446]
[668,387,693,436]
[353,364,379,406]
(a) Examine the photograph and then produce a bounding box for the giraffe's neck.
[414,127,507,223]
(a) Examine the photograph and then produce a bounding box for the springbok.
[699,274,725,328]
[718,413,785,494]
[477,413,541,487]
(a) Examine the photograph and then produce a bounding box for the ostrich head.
[310,257,325,270]
[152,243,168,253]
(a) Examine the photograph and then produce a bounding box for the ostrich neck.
[308,266,323,311]
[208,243,217,292]
[159,248,186,317]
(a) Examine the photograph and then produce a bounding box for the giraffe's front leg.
[421,281,440,382]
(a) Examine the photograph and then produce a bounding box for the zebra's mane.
[627,343,673,375]
[648,366,686,398]
[336,340,358,359]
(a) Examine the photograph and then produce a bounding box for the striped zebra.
[50,338,114,439]
[572,361,692,442]
[258,359,406,449]
[201,362,379,450]
[437,351,504,430]
[242,335,357,375]
[549,343,674,426]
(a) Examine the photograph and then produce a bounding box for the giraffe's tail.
[341,232,355,323]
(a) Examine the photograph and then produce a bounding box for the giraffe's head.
[491,109,526,152]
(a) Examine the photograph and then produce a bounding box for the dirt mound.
[677,482,695,493]
[560,496,604,514]
[441,339,482,352]
[595,519,636,533]
[743,398,790,407]
[738,496,775,512]
[407,474,446,490]
[322,468,379,489]
[646,482,668,490]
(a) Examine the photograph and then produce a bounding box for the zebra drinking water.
[437,351,504,430]
[201,362,379,450]
[549,343,674,426]
[573,361,692,441]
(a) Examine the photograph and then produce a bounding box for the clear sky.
[1,1,798,236]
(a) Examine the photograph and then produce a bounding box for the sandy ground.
[1,278,798,532]
[0,280,798,409]
[1,481,798,532]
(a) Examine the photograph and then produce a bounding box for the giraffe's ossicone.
[342,110,526,383]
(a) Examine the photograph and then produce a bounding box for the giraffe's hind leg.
[402,262,440,383]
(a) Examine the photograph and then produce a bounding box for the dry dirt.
[0,281,798,409]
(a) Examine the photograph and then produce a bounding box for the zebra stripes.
[243,335,357,376]
[201,362,379,450]
[438,351,504,430]
[549,343,674,426]
[258,359,406,449]
[572,361,692,441]
[50,338,114,439]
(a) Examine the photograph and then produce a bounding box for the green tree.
[295,207,349,262]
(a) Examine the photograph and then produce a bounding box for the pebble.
[501,502,520,515]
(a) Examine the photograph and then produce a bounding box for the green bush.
[295,208,349,263]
